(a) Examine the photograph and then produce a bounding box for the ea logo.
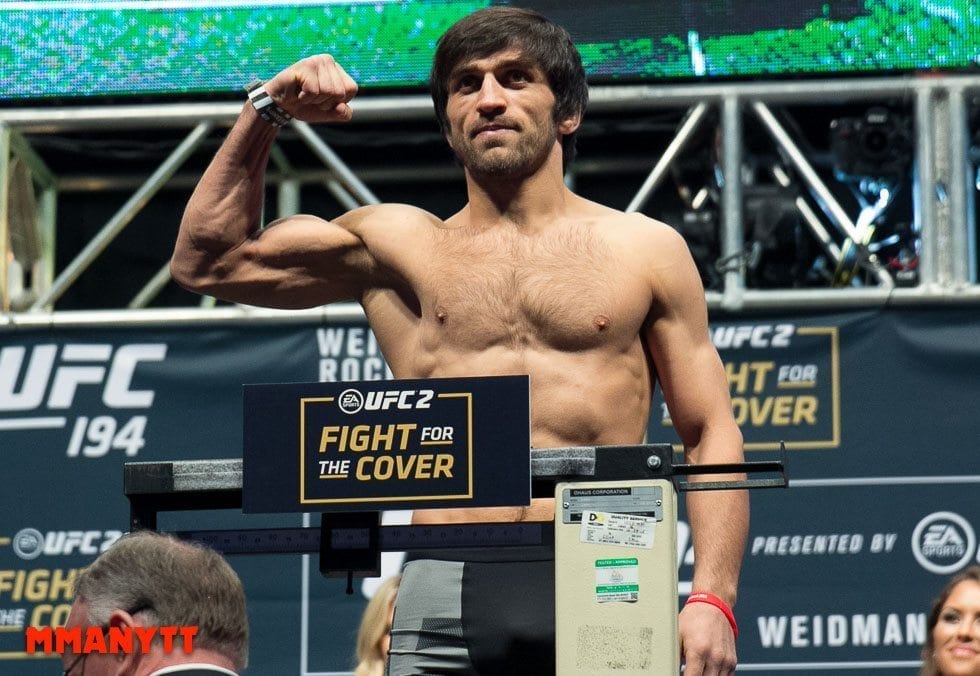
[912,511,977,575]
[338,389,364,414]
[12,528,44,560]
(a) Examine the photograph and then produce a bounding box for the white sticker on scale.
[594,557,640,603]
[580,510,655,549]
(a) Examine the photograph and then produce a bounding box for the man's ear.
[558,113,581,136]
[107,609,144,675]
[107,608,139,630]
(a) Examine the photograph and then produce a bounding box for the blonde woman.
[355,575,401,676]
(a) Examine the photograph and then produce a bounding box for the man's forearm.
[686,486,749,606]
[172,103,279,279]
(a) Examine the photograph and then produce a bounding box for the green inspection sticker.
[594,557,639,603]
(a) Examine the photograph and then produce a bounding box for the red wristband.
[686,592,738,639]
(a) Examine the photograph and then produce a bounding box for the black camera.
[830,107,912,180]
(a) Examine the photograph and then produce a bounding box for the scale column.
[554,479,679,673]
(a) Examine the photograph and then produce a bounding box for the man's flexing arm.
[172,55,381,308]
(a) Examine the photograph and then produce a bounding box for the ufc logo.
[0,344,167,411]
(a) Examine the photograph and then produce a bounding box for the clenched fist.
[264,54,358,123]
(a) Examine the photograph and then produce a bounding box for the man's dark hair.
[430,7,589,169]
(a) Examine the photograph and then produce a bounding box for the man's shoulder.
[587,207,683,245]
[335,204,445,269]
[574,197,674,230]
[339,203,444,233]
[582,210,696,283]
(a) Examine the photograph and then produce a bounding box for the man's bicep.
[196,213,375,307]
[645,237,731,447]
[648,314,742,467]
[258,212,367,262]
[649,322,726,431]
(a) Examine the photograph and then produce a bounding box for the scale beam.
[123,445,785,552]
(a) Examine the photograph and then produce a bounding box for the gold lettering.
[319,424,418,452]
[374,456,394,479]
[794,396,818,424]
[433,454,454,478]
[726,361,775,394]
[413,454,433,478]
[30,604,72,628]
[396,455,418,479]
[731,395,819,426]
[355,457,373,480]
[319,426,341,453]
[353,454,455,480]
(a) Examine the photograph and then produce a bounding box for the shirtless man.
[172,7,747,675]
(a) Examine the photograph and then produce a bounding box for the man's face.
[444,48,560,180]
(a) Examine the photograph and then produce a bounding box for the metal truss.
[1,74,978,328]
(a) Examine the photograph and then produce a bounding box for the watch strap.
[244,79,292,127]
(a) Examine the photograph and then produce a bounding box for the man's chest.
[410,230,651,350]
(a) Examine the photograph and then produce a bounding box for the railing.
[2,74,978,326]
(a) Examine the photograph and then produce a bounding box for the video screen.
[1,0,977,103]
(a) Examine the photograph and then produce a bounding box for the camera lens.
[862,128,890,157]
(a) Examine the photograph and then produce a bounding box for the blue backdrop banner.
[1,306,978,673]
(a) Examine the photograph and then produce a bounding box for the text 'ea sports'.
[317,424,455,480]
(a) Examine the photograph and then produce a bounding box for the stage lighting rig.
[740,183,828,289]
[830,106,913,182]
[669,136,725,291]
[827,106,916,286]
